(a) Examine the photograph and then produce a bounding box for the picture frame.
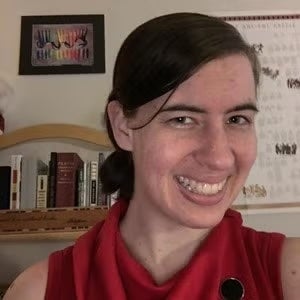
[18,14,105,75]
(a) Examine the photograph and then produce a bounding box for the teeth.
[203,184,211,194]
[189,180,197,189]
[176,176,226,196]
[183,177,189,186]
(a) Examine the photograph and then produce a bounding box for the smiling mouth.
[176,175,227,196]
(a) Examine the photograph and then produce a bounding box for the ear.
[107,101,133,151]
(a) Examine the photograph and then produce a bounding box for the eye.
[227,115,252,125]
[167,116,195,128]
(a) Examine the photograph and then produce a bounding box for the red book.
[55,153,83,207]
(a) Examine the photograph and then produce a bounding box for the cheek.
[239,134,257,170]
[133,132,184,177]
[147,143,178,176]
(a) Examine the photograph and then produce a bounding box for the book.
[0,166,11,210]
[55,152,83,207]
[77,164,84,207]
[78,161,88,207]
[85,160,91,206]
[36,174,48,208]
[47,152,57,208]
[89,160,98,207]
[10,155,23,210]
[97,152,106,206]
[1,123,111,241]
[21,157,48,209]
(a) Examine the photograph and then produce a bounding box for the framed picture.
[18,14,105,75]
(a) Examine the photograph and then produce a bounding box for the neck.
[119,198,211,284]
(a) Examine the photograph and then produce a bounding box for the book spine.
[78,162,88,207]
[36,159,49,207]
[89,161,98,207]
[85,161,91,206]
[21,157,48,209]
[77,165,84,207]
[47,152,57,208]
[20,157,35,209]
[10,155,23,210]
[36,175,48,209]
[55,153,83,207]
[97,152,106,206]
[0,166,11,210]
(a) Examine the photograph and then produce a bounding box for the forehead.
[128,54,256,127]
[172,54,256,106]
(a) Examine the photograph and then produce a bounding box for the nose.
[193,126,234,171]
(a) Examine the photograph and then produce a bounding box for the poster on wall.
[18,14,105,75]
[223,14,300,213]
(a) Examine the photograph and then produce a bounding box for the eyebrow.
[159,101,259,114]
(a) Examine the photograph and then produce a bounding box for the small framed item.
[19,14,105,75]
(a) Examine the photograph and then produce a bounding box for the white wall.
[1,0,300,285]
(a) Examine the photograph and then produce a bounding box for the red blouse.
[46,200,285,299]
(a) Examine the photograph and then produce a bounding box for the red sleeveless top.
[46,200,285,299]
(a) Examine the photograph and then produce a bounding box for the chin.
[176,207,227,230]
[175,192,233,230]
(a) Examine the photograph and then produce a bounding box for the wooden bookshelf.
[0,123,112,150]
[0,123,113,240]
[0,230,86,241]
[0,206,109,241]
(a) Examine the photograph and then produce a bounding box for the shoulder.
[3,259,48,300]
[239,220,285,254]
[281,237,300,299]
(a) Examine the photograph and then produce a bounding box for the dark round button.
[220,278,245,300]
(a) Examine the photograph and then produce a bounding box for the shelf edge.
[0,123,113,150]
[0,230,87,241]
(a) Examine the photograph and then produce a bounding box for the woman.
[5,12,300,300]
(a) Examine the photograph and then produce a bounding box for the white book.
[21,157,48,209]
[89,160,98,207]
[36,174,48,209]
[78,162,88,207]
[10,154,23,210]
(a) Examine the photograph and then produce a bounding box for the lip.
[176,174,228,185]
[176,177,227,206]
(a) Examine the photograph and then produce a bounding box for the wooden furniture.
[0,123,111,150]
[0,123,113,241]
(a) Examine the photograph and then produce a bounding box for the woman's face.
[128,54,258,229]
